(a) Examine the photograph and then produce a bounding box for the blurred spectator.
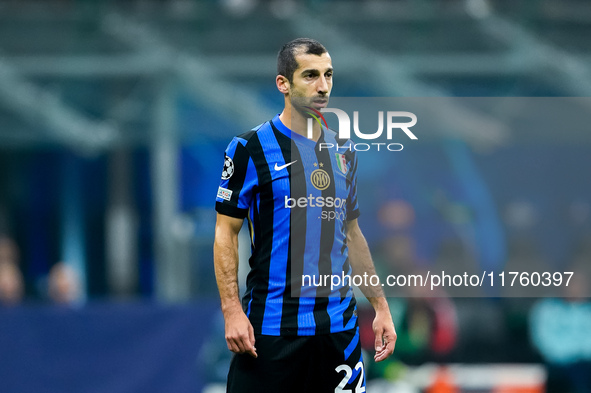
[0,235,24,306]
[48,262,82,305]
[529,268,591,393]
[0,260,24,306]
[378,200,416,232]
[0,236,20,266]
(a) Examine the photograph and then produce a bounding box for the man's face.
[288,51,333,113]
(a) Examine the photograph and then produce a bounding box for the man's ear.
[276,75,290,95]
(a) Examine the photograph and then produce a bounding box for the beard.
[290,94,329,117]
[291,95,314,112]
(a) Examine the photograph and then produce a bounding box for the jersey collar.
[271,114,324,147]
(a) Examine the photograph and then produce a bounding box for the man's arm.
[213,212,257,358]
[346,218,396,362]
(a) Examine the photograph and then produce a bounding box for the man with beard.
[214,38,396,392]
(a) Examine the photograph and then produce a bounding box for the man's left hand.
[373,310,396,362]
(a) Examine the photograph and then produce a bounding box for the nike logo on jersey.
[274,161,297,171]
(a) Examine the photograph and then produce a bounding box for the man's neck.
[279,107,321,142]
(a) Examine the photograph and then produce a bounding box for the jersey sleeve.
[215,137,258,219]
[346,149,360,221]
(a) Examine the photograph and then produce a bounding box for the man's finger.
[245,342,258,358]
[374,348,389,362]
[227,337,240,353]
[237,333,251,353]
[241,333,257,358]
[382,339,395,357]
[233,333,257,358]
[374,326,384,352]
[226,329,256,356]
[385,331,397,354]
[247,325,258,358]
[374,330,396,362]
[374,346,388,362]
[234,337,247,354]
[374,343,392,362]
[384,333,398,351]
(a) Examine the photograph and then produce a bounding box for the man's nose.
[317,76,328,94]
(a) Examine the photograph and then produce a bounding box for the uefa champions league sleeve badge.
[222,155,234,180]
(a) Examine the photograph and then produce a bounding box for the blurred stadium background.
[0,0,591,392]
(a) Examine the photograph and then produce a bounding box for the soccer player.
[214,38,396,392]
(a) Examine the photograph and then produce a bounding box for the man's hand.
[224,306,257,358]
[373,310,396,362]
[214,213,257,358]
[345,219,396,362]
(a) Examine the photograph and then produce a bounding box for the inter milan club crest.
[221,155,234,180]
[335,153,348,174]
[311,168,331,190]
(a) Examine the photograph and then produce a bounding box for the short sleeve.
[346,150,360,221]
[215,137,258,218]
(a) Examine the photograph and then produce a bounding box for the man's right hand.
[224,307,257,358]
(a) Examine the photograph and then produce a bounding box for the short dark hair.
[277,38,327,83]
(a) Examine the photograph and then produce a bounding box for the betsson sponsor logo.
[284,195,346,222]
[284,195,346,208]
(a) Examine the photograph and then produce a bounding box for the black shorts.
[227,328,365,393]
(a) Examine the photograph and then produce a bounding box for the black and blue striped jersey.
[216,114,360,336]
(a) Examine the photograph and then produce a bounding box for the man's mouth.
[312,98,328,107]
